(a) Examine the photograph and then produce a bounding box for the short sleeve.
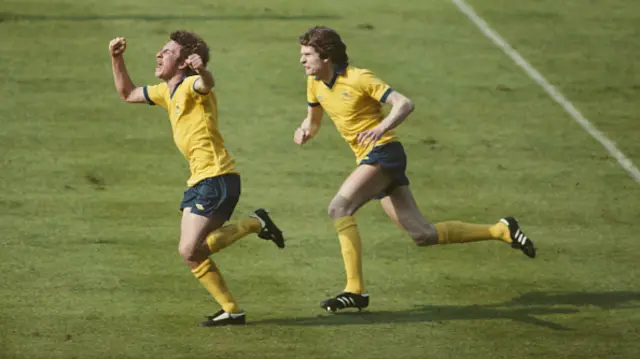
[358,70,393,103]
[183,75,210,96]
[143,83,168,109]
[306,76,320,107]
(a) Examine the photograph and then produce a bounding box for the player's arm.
[377,91,415,133]
[356,71,416,146]
[358,90,414,147]
[109,37,147,103]
[295,77,323,145]
[294,105,323,145]
[186,54,215,94]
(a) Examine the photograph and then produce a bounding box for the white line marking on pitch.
[451,0,640,184]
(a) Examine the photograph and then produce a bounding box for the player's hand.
[185,54,205,73]
[357,126,386,149]
[294,127,311,145]
[109,37,127,57]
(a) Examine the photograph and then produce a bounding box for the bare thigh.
[328,164,393,219]
[380,186,437,245]
[179,207,227,267]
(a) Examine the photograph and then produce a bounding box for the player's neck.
[166,73,186,93]
[316,64,335,84]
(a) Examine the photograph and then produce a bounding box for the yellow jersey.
[144,75,236,187]
[306,65,398,162]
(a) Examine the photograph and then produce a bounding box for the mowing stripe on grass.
[451,0,640,184]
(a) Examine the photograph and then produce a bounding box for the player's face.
[300,45,328,76]
[155,40,184,80]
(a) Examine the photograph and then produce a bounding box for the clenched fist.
[109,37,127,57]
[294,127,311,145]
[185,54,205,73]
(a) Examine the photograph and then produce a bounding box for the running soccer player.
[293,26,536,313]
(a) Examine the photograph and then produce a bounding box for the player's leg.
[380,186,536,257]
[379,193,407,231]
[183,175,282,257]
[320,163,392,312]
[182,174,286,327]
[379,186,436,245]
[179,206,247,326]
[198,174,284,253]
[204,210,284,255]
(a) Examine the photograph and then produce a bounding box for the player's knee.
[327,196,355,219]
[327,203,348,219]
[178,241,199,261]
[410,225,438,246]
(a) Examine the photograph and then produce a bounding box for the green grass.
[1,0,639,358]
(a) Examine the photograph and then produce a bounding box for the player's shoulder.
[346,66,376,76]
[182,75,200,88]
[344,66,379,83]
[177,75,211,97]
[149,81,169,91]
[146,81,170,101]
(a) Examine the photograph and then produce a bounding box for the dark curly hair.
[298,26,348,65]
[170,30,210,76]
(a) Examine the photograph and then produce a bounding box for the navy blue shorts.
[179,174,241,219]
[359,142,410,200]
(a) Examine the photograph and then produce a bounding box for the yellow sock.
[191,258,240,313]
[206,218,261,254]
[435,221,510,244]
[334,216,365,294]
[489,221,512,243]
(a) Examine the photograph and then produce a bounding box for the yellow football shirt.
[307,66,398,162]
[144,75,237,187]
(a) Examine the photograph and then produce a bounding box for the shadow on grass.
[253,291,640,330]
[501,291,640,309]
[0,12,339,22]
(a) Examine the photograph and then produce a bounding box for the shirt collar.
[170,76,187,99]
[319,63,348,89]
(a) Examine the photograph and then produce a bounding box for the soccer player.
[293,26,536,313]
[109,31,285,326]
